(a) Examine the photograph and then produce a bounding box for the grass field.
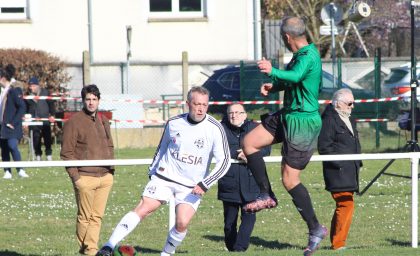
[1,129,420,256]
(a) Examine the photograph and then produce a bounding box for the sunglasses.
[343,101,354,106]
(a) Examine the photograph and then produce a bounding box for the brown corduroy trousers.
[330,191,355,250]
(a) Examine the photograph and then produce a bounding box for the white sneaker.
[35,155,41,161]
[47,155,52,161]
[18,169,29,178]
[3,171,12,179]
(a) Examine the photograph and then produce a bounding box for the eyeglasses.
[228,111,245,116]
[340,101,354,107]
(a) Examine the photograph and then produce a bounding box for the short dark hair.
[0,64,16,82]
[81,84,101,100]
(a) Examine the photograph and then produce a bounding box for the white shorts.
[142,175,202,211]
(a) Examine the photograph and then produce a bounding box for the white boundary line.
[3,152,418,248]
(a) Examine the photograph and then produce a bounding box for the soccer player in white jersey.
[97,86,231,256]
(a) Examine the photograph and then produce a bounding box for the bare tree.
[262,0,411,57]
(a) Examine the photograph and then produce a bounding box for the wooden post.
[182,51,189,113]
[82,51,91,86]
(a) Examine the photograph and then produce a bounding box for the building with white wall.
[0,0,263,133]
[0,0,262,63]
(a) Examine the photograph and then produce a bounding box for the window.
[149,0,205,18]
[218,71,240,91]
[322,72,335,89]
[384,69,408,84]
[0,0,28,20]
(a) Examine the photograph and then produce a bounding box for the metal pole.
[120,63,125,94]
[126,62,129,94]
[337,56,342,88]
[114,121,120,158]
[182,52,189,113]
[88,0,93,64]
[411,155,418,248]
[409,1,419,150]
[253,0,262,60]
[126,25,132,94]
[329,3,336,88]
[375,48,381,148]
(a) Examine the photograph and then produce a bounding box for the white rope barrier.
[23,95,404,105]
[3,153,418,248]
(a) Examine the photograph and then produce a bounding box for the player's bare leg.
[282,163,327,255]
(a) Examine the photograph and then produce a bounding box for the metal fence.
[62,58,411,118]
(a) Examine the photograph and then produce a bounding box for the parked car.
[202,64,277,114]
[203,64,398,120]
[382,63,420,107]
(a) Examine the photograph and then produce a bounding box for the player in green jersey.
[242,16,326,256]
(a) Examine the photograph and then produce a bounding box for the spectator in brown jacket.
[60,84,114,256]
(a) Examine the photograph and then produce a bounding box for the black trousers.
[31,123,52,156]
[222,201,256,251]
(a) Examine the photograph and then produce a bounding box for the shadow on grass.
[0,251,47,256]
[386,238,411,247]
[0,252,24,256]
[134,246,189,254]
[203,234,297,250]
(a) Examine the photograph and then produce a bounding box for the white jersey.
[149,113,231,190]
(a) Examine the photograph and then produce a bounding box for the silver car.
[382,64,420,103]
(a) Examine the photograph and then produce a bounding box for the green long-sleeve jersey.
[269,43,322,151]
[269,43,322,114]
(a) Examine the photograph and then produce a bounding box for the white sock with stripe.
[161,227,187,255]
[105,211,141,249]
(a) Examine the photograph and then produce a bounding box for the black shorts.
[261,111,314,170]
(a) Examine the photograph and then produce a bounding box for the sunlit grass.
[0,130,419,255]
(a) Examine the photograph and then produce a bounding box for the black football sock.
[246,151,271,194]
[288,183,319,231]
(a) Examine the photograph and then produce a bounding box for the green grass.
[1,130,419,255]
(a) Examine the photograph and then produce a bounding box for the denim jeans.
[0,138,22,172]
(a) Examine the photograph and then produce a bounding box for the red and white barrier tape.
[23,95,404,105]
[23,117,166,124]
[355,119,389,122]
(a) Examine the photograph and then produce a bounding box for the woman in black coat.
[0,64,27,179]
[217,104,271,252]
[318,88,362,250]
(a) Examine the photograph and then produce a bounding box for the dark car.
[202,64,278,114]
[203,64,397,120]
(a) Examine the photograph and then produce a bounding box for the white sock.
[162,227,187,255]
[105,211,141,248]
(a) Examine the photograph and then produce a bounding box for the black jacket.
[217,119,271,204]
[0,86,25,139]
[25,88,55,119]
[318,104,362,193]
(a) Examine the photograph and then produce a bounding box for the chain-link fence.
[66,58,411,111]
[55,56,417,150]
